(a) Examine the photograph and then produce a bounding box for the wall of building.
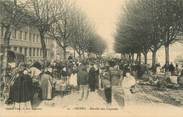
[0,25,55,61]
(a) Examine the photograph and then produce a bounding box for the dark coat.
[10,74,33,103]
[62,67,68,77]
[169,64,175,73]
[88,67,96,85]
[77,70,89,85]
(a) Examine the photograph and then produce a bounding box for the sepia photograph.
[0,0,183,117]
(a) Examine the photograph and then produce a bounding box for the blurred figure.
[122,72,136,105]
[102,65,112,104]
[169,62,175,75]
[11,70,33,110]
[178,70,183,88]
[40,69,53,100]
[88,63,97,92]
[61,64,68,83]
[77,66,89,101]
[69,70,78,93]
[175,63,181,76]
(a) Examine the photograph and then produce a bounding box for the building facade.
[0,25,55,61]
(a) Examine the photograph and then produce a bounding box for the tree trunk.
[143,52,148,64]
[165,44,170,65]
[137,52,141,64]
[2,26,11,83]
[132,53,134,64]
[129,54,131,63]
[40,32,47,60]
[139,53,141,64]
[152,50,157,68]
[63,47,67,61]
[74,49,76,58]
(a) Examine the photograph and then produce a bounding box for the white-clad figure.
[157,66,161,74]
[122,72,136,105]
[69,72,78,87]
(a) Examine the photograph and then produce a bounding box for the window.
[24,48,27,56]
[24,32,27,40]
[37,48,39,56]
[14,47,17,51]
[40,49,42,56]
[33,48,35,56]
[33,34,35,42]
[37,35,39,42]
[19,47,22,54]
[46,49,48,57]
[29,32,32,41]
[19,31,22,40]
[35,34,37,42]
[35,34,36,42]
[29,48,32,56]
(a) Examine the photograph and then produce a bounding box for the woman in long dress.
[11,70,33,110]
[122,72,136,105]
[40,70,53,100]
[88,66,97,92]
[69,71,78,93]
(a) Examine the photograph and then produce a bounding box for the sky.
[75,0,124,53]
[75,0,183,64]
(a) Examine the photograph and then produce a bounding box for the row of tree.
[0,0,106,73]
[114,0,183,68]
[0,0,106,77]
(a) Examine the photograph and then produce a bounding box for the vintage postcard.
[0,0,183,117]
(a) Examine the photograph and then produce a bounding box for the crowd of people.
[0,56,183,110]
[0,56,124,109]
